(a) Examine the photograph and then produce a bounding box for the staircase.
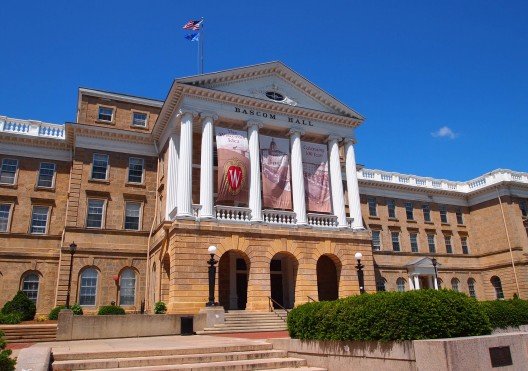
[198,310,288,334]
[0,323,57,343]
[51,342,325,370]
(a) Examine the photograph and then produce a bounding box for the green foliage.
[1,291,36,321]
[480,298,528,329]
[0,313,22,325]
[0,330,16,371]
[154,301,167,314]
[48,304,84,320]
[287,290,492,341]
[97,305,126,315]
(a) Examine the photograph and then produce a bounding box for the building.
[0,62,526,315]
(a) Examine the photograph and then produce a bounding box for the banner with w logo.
[215,127,250,204]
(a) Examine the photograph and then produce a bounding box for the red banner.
[259,135,292,209]
[302,142,331,213]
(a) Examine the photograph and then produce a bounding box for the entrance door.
[270,273,284,308]
[419,276,431,289]
[236,272,248,310]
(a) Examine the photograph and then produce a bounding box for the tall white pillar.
[289,127,307,226]
[327,135,347,228]
[199,112,217,219]
[247,120,263,222]
[344,138,364,230]
[165,134,180,220]
[413,275,420,290]
[176,109,197,218]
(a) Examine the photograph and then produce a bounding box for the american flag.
[182,19,203,30]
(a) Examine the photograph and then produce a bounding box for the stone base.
[194,306,225,332]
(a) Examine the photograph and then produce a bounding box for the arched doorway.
[270,252,298,309]
[316,255,340,301]
[218,250,249,310]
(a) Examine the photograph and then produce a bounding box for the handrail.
[307,296,317,302]
[268,296,290,314]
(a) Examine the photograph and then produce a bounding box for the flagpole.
[200,17,204,74]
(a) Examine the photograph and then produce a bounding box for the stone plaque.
[489,346,513,367]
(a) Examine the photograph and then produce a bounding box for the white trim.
[76,134,157,156]
[79,88,163,107]
[0,141,71,162]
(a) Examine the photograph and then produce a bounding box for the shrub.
[0,313,22,325]
[288,290,492,341]
[1,291,36,321]
[0,330,16,371]
[48,304,84,320]
[154,301,167,314]
[97,305,125,315]
[480,298,528,329]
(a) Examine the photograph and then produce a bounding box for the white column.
[327,135,347,228]
[289,127,307,226]
[165,134,180,220]
[344,138,364,230]
[247,120,263,222]
[413,275,420,290]
[433,275,439,290]
[199,112,217,219]
[176,109,197,218]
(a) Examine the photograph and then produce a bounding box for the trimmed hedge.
[287,290,492,341]
[0,313,22,325]
[480,298,528,329]
[48,304,84,320]
[97,305,126,315]
[1,291,36,321]
[0,330,16,371]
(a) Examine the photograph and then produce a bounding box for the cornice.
[72,123,153,146]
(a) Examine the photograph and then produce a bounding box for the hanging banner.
[259,135,292,210]
[215,127,250,204]
[302,142,331,213]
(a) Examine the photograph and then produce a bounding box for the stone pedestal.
[194,306,225,331]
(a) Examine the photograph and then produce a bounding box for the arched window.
[396,277,406,292]
[119,268,136,306]
[468,278,477,298]
[437,278,443,289]
[376,278,386,292]
[491,276,504,299]
[79,268,98,306]
[21,273,40,304]
[451,278,460,292]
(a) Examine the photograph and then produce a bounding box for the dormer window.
[265,91,285,102]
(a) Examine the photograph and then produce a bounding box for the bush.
[97,305,125,315]
[154,301,167,314]
[48,304,84,320]
[480,298,528,329]
[0,313,22,325]
[287,290,492,341]
[1,291,36,321]
[0,330,16,371]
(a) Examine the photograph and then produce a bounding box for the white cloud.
[431,126,458,139]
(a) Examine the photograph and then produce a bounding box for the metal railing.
[268,296,289,323]
[307,296,317,302]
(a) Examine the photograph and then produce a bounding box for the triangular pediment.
[405,257,441,268]
[175,61,363,120]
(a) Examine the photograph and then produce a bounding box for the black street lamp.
[355,252,365,294]
[432,257,439,290]
[206,245,218,307]
[65,242,77,308]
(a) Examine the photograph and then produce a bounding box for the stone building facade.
[0,62,526,315]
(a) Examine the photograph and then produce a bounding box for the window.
[437,278,443,289]
[91,154,109,180]
[79,268,98,306]
[0,158,18,185]
[128,157,144,183]
[396,277,406,292]
[391,231,400,252]
[119,268,136,305]
[98,106,114,122]
[456,208,464,224]
[445,235,453,254]
[371,230,381,251]
[37,162,56,188]
[520,200,527,218]
[387,199,396,218]
[491,276,504,299]
[440,205,448,223]
[124,202,141,230]
[461,237,469,254]
[427,234,436,253]
[410,233,419,252]
[368,197,377,217]
[30,206,50,234]
[132,112,147,127]
[468,278,476,298]
[21,273,40,304]
[0,204,12,232]
[422,204,431,222]
[376,278,386,292]
[86,199,105,228]
[404,202,414,220]
[451,278,460,292]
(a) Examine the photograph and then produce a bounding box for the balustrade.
[262,210,296,225]
[307,213,339,228]
[215,205,252,222]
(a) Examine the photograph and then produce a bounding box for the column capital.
[200,111,219,121]
[178,108,199,118]
[326,134,343,143]
[343,137,357,145]
[288,126,305,137]
[246,120,263,130]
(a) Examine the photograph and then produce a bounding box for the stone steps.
[0,324,57,343]
[200,311,288,335]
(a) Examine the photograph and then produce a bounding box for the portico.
[405,257,440,290]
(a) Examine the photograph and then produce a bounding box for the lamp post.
[432,257,439,290]
[206,245,218,307]
[354,252,365,294]
[65,242,77,308]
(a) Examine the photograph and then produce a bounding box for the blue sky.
[1,1,526,180]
